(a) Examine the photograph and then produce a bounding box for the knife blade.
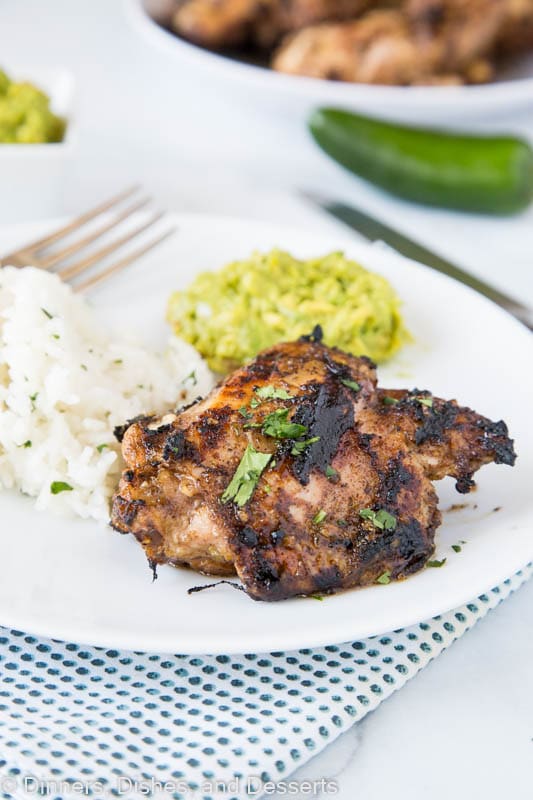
[302,190,533,332]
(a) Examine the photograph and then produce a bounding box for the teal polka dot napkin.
[0,563,530,800]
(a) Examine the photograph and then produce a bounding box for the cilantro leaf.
[325,465,337,480]
[375,509,398,530]
[427,558,447,568]
[416,396,433,408]
[255,385,293,400]
[382,396,399,406]
[183,369,197,386]
[291,436,320,456]
[359,508,397,531]
[341,378,361,392]
[312,509,327,525]
[262,408,307,440]
[376,571,391,585]
[96,444,109,453]
[221,445,272,507]
[50,481,74,495]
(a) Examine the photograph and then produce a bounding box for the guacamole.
[167,249,409,374]
[0,69,66,143]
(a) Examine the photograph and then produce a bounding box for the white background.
[0,1,532,798]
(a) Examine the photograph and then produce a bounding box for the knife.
[302,190,533,332]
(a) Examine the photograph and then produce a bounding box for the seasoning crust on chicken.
[111,330,515,601]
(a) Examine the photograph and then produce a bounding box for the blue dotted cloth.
[0,564,530,800]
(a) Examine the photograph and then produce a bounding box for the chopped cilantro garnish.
[341,378,361,392]
[451,544,462,553]
[50,481,73,495]
[96,444,108,453]
[221,445,272,507]
[239,407,253,420]
[311,594,324,601]
[183,370,197,386]
[113,359,123,365]
[313,509,327,525]
[20,440,32,448]
[249,397,261,409]
[325,465,337,480]
[255,385,293,401]
[359,508,397,531]
[427,558,447,568]
[52,334,60,340]
[29,392,38,411]
[291,436,320,456]
[382,396,399,405]
[80,364,88,371]
[416,396,433,408]
[262,408,307,440]
[41,307,53,319]
[376,571,391,585]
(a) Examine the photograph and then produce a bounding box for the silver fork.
[0,186,176,291]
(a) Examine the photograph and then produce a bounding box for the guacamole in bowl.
[167,249,409,373]
[0,68,66,144]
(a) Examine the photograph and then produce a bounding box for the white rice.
[0,266,214,521]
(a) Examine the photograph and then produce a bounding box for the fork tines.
[0,186,176,290]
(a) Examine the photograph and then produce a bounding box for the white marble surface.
[282,577,533,800]
[0,1,532,798]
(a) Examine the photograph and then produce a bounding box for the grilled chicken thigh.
[273,0,503,84]
[496,0,533,54]
[111,331,515,601]
[172,0,370,50]
[168,0,533,85]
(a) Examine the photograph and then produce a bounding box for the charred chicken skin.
[111,330,515,601]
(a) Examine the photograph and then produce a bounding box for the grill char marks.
[110,337,516,601]
[476,418,515,466]
[290,376,355,485]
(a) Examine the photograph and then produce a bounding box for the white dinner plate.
[127,0,533,122]
[0,213,531,654]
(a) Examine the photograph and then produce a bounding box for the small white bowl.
[0,67,75,223]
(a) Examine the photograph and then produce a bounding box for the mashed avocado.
[0,69,66,143]
[167,249,409,374]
